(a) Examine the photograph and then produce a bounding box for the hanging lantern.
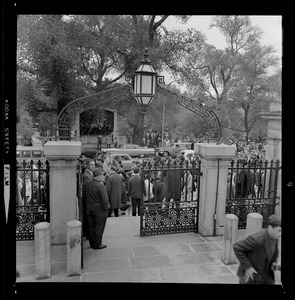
[133,48,157,113]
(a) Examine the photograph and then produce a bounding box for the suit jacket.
[128,174,146,199]
[85,179,109,214]
[83,169,93,184]
[165,167,184,201]
[233,229,279,284]
[82,169,93,206]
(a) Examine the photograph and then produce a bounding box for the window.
[32,150,43,157]
[16,151,20,157]
[22,151,31,158]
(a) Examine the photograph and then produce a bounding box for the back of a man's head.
[266,214,281,228]
[133,167,140,174]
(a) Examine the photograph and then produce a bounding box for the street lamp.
[132,48,164,145]
[133,48,164,113]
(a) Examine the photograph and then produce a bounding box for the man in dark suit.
[165,157,184,208]
[127,167,146,216]
[82,159,96,239]
[233,215,281,284]
[85,168,110,250]
[106,165,122,217]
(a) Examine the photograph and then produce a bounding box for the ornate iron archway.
[156,85,221,139]
[56,84,221,140]
[56,85,132,140]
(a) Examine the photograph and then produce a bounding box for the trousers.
[87,207,108,247]
[131,197,142,216]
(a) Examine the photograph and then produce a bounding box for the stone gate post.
[260,102,282,218]
[196,143,236,236]
[44,141,81,244]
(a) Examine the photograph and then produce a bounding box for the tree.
[181,16,263,107]
[17,14,207,143]
[226,43,280,140]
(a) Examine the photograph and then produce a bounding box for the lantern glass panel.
[142,96,154,105]
[141,75,153,94]
[134,74,140,94]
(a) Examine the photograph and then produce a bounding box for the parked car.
[103,144,155,158]
[107,153,133,171]
[81,149,102,159]
[156,142,193,157]
[17,145,46,164]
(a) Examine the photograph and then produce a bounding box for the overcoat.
[165,167,184,201]
[106,172,122,209]
[233,228,279,284]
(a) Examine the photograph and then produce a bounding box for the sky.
[161,15,282,87]
[163,15,282,55]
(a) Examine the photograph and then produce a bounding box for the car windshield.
[117,144,124,149]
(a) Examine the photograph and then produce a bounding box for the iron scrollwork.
[57,85,133,139]
[156,85,221,139]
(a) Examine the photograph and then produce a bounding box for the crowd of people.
[16,162,48,208]
[79,150,201,249]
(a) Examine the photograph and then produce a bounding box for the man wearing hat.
[85,168,110,250]
[233,214,281,284]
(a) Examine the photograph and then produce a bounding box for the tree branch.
[221,124,245,132]
[153,15,169,29]
[81,59,96,83]
[102,70,127,87]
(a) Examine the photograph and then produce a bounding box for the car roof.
[174,142,192,145]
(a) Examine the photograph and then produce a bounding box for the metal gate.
[16,160,50,240]
[140,159,201,236]
[226,159,281,229]
[76,160,84,268]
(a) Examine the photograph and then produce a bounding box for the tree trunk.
[132,112,145,146]
[244,109,249,141]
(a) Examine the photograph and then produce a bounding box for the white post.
[67,220,82,276]
[246,213,263,236]
[34,222,51,279]
[44,141,81,244]
[221,214,238,265]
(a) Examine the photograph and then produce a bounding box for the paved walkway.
[16,216,281,284]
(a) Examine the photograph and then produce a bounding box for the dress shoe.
[92,245,107,250]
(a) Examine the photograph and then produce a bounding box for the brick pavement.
[16,216,281,284]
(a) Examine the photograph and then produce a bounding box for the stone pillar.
[67,220,82,276]
[44,141,81,244]
[196,143,236,236]
[222,214,238,265]
[34,222,51,279]
[246,213,263,236]
[259,102,282,218]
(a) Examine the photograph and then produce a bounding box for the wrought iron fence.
[76,161,84,269]
[16,160,50,240]
[140,159,201,236]
[226,159,281,229]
